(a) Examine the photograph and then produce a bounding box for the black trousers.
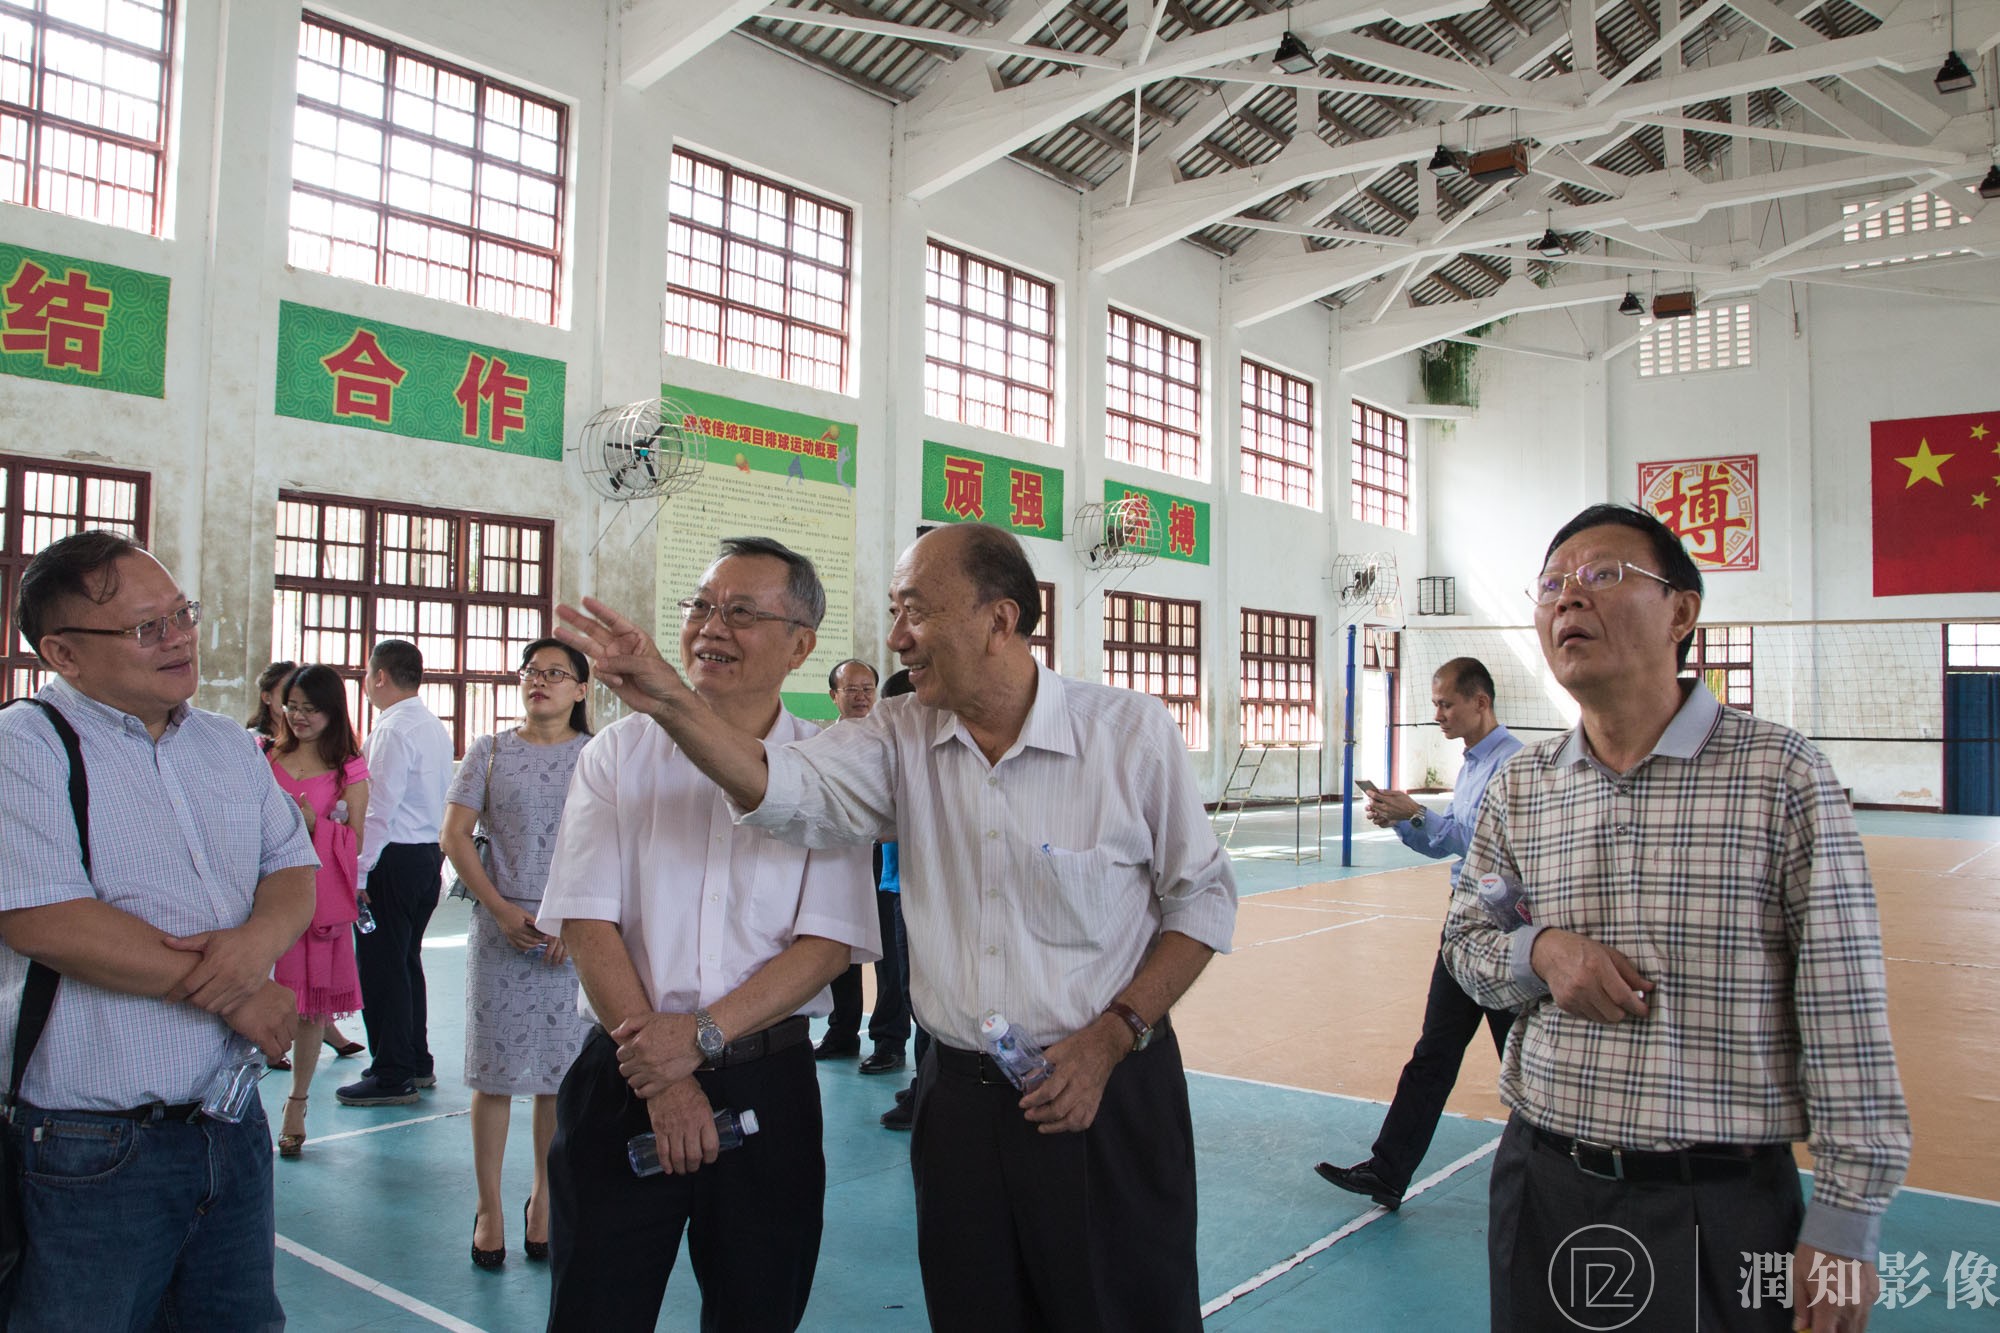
[352,842,442,1085]
[1369,950,1514,1192]
[825,890,911,1049]
[546,1029,826,1332]
[1489,1115,1803,1332]
[909,1029,1201,1333]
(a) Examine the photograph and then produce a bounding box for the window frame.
[664,145,853,394]
[1350,399,1409,531]
[1105,305,1203,481]
[1102,589,1203,750]
[1028,580,1056,671]
[1,451,152,700]
[1240,357,1318,509]
[0,0,176,235]
[271,490,554,755]
[1240,607,1318,745]
[1635,301,1753,378]
[923,238,1056,444]
[1680,625,1753,711]
[287,11,569,325]
[1944,623,2000,671]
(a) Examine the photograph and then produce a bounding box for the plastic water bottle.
[355,901,377,934]
[627,1108,761,1176]
[331,799,349,824]
[980,1012,1051,1092]
[1475,872,1532,933]
[200,1035,266,1123]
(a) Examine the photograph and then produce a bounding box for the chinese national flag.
[1870,409,2000,596]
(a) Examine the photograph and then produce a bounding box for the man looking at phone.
[1314,656,1521,1210]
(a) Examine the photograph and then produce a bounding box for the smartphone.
[1355,779,1382,796]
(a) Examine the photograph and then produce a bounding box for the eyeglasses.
[1527,561,1676,606]
[677,598,812,632]
[835,686,876,699]
[519,666,578,685]
[282,702,322,718]
[53,601,201,647]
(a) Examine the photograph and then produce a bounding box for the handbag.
[1,699,88,1291]
[445,734,497,902]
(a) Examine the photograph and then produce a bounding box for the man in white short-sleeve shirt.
[537,537,877,1331]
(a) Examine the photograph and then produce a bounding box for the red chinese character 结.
[454,353,529,443]
[3,260,114,374]
[319,328,407,424]
[942,456,985,519]
[1167,501,1197,556]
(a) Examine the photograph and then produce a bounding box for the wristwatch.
[1409,813,1427,829]
[1105,1000,1154,1053]
[693,1008,727,1063]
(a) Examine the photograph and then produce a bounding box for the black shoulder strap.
[3,698,87,1107]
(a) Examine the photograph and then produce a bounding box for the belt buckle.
[1570,1137,1625,1181]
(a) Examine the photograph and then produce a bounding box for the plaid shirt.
[1442,682,1910,1260]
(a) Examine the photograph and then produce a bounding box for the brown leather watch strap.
[1105,1000,1152,1052]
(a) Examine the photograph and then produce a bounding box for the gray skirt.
[463,899,592,1096]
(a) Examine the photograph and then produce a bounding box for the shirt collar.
[1553,679,1722,769]
[41,675,192,737]
[929,661,1080,762]
[1463,723,1516,764]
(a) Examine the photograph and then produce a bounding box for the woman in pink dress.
[267,664,370,1157]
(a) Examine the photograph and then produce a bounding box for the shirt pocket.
[1025,845,1117,951]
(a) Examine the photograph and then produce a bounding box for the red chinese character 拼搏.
[454,353,529,443]
[1009,469,1045,531]
[3,260,114,374]
[942,457,985,520]
[1166,501,1197,556]
[319,328,408,424]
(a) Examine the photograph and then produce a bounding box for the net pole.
[1341,623,1358,868]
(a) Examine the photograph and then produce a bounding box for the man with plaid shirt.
[1443,504,1909,1333]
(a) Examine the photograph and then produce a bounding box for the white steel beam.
[620,0,767,88]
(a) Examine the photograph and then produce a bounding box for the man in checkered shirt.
[1442,503,1909,1333]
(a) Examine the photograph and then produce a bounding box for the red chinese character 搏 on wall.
[1008,469,1045,531]
[319,328,408,424]
[3,260,114,374]
[1166,501,1197,556]
[942,456,986,519]
[455,353,529,443]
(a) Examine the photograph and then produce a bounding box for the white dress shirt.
[537,708,878,1023]
[358,694,454,880]
[745,665,1239,1051]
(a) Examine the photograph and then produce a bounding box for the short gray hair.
[715,536,826,628]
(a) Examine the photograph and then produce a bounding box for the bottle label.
[1474,872,1532,933]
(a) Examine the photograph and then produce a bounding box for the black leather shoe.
[858,1048,906,1075]
[814,1038,860,1060]
[471,1214,505,1270]
[879,1100,913,1130]
[1314,1160,1403,1211]
[523,1199,549,1261]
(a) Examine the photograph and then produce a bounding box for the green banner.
[1104,478,1209,564]
[920,440,1065,541]
[274,301,565,459]
[659,385,860,722]
[0,243,168,398]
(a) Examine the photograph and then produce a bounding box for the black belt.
[600,1014,811,1071]
[934,1017,1172,1086]
[1528,1122,1787,1184]
[9,1100,205,1125]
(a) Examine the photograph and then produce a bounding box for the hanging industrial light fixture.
[1274,29,1317,74]
[1428,143,1466,176]
[1979,163,2000,200]
[1936,3,1976,93]
[1618,288,1645,316]
[1535,213,1568,257]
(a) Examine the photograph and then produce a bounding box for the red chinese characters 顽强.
[319,329,408,424]
[3,260,114,374]
[455,353,530,443]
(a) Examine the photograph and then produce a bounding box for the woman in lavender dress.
[442,638,593,1268]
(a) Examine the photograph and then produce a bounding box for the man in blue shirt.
[1316,657,1523,1210]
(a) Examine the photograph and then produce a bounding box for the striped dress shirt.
[745,664,1238,1052]
[1441,682,1911,1260]
[0,679,319,1109]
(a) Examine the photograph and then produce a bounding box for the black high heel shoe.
[523,1198,549,1261]
[471,1213,505,1270]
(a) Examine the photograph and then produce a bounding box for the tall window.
[288,13,567,324]
[0,0,175,233]
[272,492,552,754]
[1636,302,1752,377]
[665,147,851,393]
[1241,608,1317,744]
[1681,625,1752,711]
[1240,358,1317,508]
[1350,400,1408,530]
[924,240,1055,442]
[1842,195,1966,268]
[1,453,149,700]
[1103,591,1202,749]
[1105,307,1201,480]
[1028,581,1056,671]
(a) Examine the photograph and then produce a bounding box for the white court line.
[1246,898,1436,923]
[1246,915,1385,948]
[1187,1066,1510,1123]
[1884,955,2000,971]
[1944,845,2000,875]
[301,1108,468,1146]
[421,934,468,949]
[1243,901,1381,916]
[275,1234,487,1333]
[1198,1138,1502,1318]
[1892,1181,2000,1208]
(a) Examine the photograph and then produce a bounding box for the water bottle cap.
[737,1109,759,1136]
[981,1012,1008,1036]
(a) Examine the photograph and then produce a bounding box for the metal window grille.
[288,12,567,324]
[0,0,175,234]
[1349,400,1409,531]
[924,239,1055,443]
[1841,195,1967,268]
[1,452,151,700]
[1679,624,1753,711]
[272,490,553,756]
[1105,306,1202,480]
[1240,358,1317,509]
[1103,590,1202,749]
[1636,302,1753,377]
[1417,576,1456,615]
[665,146,851,393]
[1240,607,1318,744]
[1028,580,1055,671]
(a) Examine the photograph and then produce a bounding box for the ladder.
[1211,745,1271,850]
